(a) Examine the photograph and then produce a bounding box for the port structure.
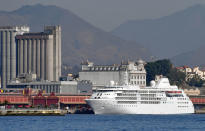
[1,94,205,113]
[0,94,89,105]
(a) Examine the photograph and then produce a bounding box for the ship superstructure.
[86,78,194,114]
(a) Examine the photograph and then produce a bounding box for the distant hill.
[112,4,205,60]
[0,4,151,66]
[171,45,205,67]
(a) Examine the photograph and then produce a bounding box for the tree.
[145,59,172,85]
[188,75,204,87]
[145,59,186,86]
[167,68,186,86]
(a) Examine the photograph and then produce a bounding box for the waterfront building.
[0,26,29,89]
[7,81,61,93]
[60,80,92,94]
[7,73,92,94]
[79,60,146,88]
[7,80,92,94]
[176,66,205,81]
[15,26,61,82]
[184,88,200,96]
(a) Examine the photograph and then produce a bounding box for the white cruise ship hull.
[86,78,195,115]
[86,99,194,114]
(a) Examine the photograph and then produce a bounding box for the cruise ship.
[85,77,194,114]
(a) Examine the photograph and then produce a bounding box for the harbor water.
[0,114,205,131]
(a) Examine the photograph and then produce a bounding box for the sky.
[0,0,205,31]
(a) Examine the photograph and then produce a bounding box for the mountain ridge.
[112,4,205,61]
[171,45,205,67]
[0,4,151,67]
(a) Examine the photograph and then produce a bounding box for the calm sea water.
[0,114,205,131]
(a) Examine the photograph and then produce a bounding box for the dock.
[0,109,68,116]
[195,110,205,114]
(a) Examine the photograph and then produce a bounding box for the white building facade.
[79,60,146,88]
[176,66,205,80]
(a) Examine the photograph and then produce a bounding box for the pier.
[1,92,205,114]
[0,109,67,116]
[0,92,91,114]
[189,95,205,113]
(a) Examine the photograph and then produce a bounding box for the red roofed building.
[32,91,46,107]
[176,65,205,81]
[46,92,59,108]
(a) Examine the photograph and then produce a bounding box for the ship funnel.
[150,80,156,87]
[110,81,115,86]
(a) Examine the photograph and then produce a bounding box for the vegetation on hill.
[145,59,186,86]
[187,75,204,87]
[145,59,205,87]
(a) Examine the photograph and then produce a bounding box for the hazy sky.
[1,0,205,31]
